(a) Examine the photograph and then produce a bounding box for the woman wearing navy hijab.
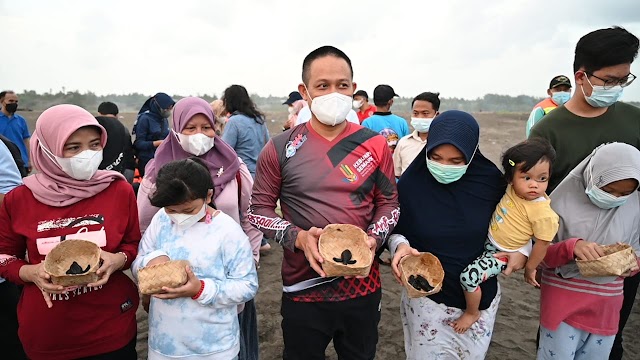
[389,110,527,359]
[133,92,175,177]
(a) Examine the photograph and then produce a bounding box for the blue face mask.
[581,76,624,108]
[551,91,571,105]
[411,117,433,133]
[426,146,477,184]
[585,186,629,209]
[584,164,630,209]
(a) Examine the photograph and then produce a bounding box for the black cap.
[373,85,399,105]
[353,90,369,100]
[549,75,572,89]
[283,91,303,105]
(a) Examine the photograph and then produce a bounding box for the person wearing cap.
[282,91,308,131]
[362,85,410,153]
[525,75,572,137]
[393,92,440,178]
[352,90,377,123]
[133,92,176,177]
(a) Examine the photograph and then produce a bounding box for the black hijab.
[395,110,506,309]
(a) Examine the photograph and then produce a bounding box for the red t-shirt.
[0,180,140,360]
[357,105,377,123]
[249,122,399,302]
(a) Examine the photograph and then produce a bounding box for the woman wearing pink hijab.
[0,105,140,360]
[137,96,262,360]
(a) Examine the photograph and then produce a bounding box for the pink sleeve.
[540,238,581,269]
[116,183,141,270]
[238,162,262,263]
[137,178,160,235]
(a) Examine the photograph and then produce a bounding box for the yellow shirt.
[393,131,427,177]
[489,185,559,250]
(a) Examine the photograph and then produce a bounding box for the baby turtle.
[66,261,91,275]
[333,249,357,265]
[408,274,434,292]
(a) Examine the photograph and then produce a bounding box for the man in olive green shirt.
[530,26,639,360]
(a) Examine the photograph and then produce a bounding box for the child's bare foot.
[451,311,480,334]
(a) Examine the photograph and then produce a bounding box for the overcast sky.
[2,0,640,101]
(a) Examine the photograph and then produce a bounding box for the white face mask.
[411,117,434,133]
[175,131,215,156]
[288,106,296,114]
[40,143,103,180]
[167,203,207,230]
[352,100,363,109]
[305,86,352,126]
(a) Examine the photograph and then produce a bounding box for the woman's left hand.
[153,266,201,300]
[493,251,528,276]
[87,251,126,287]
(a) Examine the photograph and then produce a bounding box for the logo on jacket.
[285,134,307,158]
[340,164,358,183]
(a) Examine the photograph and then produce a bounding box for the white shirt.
[295,106,360,126]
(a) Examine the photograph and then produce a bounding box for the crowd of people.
[0,25,638,360]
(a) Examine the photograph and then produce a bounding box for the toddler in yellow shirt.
[452,138,559,333]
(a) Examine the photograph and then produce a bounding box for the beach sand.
[28,111,630,360]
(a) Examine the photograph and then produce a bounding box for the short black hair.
[412,92,441,111]
[97,101,119,116]
[150,158,214,208]
[0,90,15,102]
[502,138,556,182]
[354,90,368,100]
[574,26,639,73]
[302,46,353,85]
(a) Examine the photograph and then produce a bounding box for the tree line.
[12,90,640,113]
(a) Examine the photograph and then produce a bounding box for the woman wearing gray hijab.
[537,142,640,360]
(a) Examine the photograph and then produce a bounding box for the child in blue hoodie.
[132,158,258,360]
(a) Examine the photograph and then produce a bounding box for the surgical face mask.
[585,165,630,209]
[161,109,172,118]
[40,143,103,180]
[411,117,433,133]
[4,103,18,114]
[426,146,477,184]
[305,86,352,126]
[175,131,215,156]
[288,106,295,114]
[581,75,624,108]
[353,100,363,109]
[167,202,207,230]
[551,91,571,105]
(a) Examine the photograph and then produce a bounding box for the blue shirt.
[222,113,270,178]
[133,111,170,162]
[0,140,22,283]
[0,112,30,166]
[361,113,410,152]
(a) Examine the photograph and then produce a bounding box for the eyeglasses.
[585,72,636,89]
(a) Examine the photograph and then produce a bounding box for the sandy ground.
[21,111,640,359]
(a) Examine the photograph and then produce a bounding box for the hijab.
[144,97,241,197]
[395,110,506,309]
[550,142,640,283]
[137,92,175,116]
[23,104,125,207]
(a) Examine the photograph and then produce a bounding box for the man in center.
[249,45,399,360]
